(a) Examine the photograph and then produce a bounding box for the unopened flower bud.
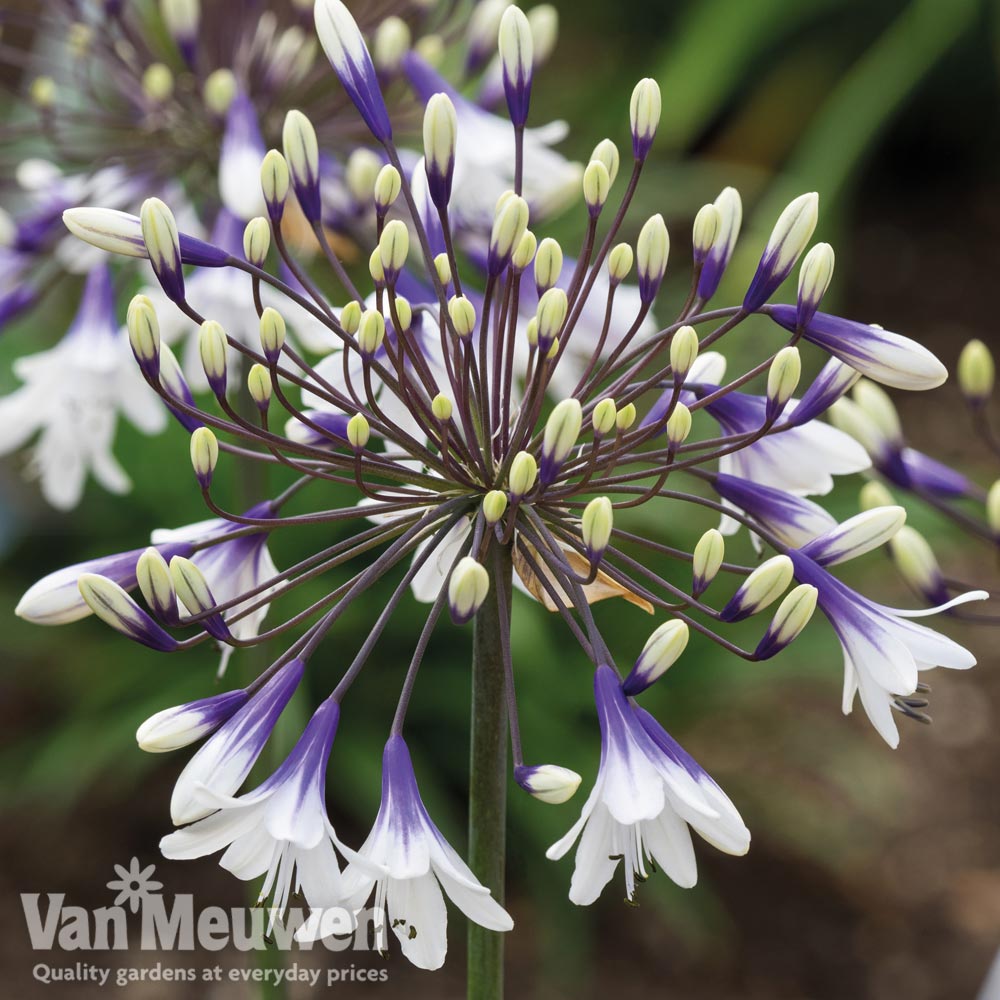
[259,307,286,363]
[431,393,453,422]
[136,688,248,753]
[340,301,362,335]
[889,525,946,602]
[260,149,289,222]
[512,230,537,273]
[592,398,617,436]
[540,398,582,483]
[488,192,530,275]
[434,252,452,288]
[127,294,161,378]
[373,16,410,74]
[623,620,689,695]
[607,242,633,284]
[590,138,620,186]
[666,402,692,447]
[483,490,509,524]
[368,248,385,286]
[629,77,661,160]
[282,109,321,221]
[498,5,533,127]
[698,186,744,301]
[853,380,901,444]
[859,480,895,511]
[203,68,237,117]
[528,4,558,63]
[136,547,176,622]
[378,219,409,282]
[670,325,699,380]
[509,451,538,497]
[169,556,226,638]
[466,0,506,73]
[514,763,581,804]
[958,339,994,406]
[78,573,177,651]
[583,160,611,217]
[766,346,801,420]
[720,555,794,622]
[198,320,228,396]
[448,295,476,339]
[423,93,457,209]
[161,0,199,63]
[636,214,669,303]
[534,237,563,293]
[582,496,613,562]
[374,164,401,212]
[190,427,219,488]
[755,584,818,659]
[242,217,270,267]
[797,242,835,327]
[692,528,724,596]
[692,203,720,263]
[448,556,490,625]
[30,76,57,109]
[392,295,412,333]
[247,363,271,409]
[744,192,818,312]
[347,413,370,451]
[616,402,636,431]
[536,287,568,349]
[140,197,184,303]
[346,148,381,204]
[142,63,174,102]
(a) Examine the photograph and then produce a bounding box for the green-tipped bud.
[665,402,692,447]
[582,496,613,561]
[242,217,270,266]
[374,164,402,212]
[607,242,634,284]
[512,230,537,272]
[534,237,563,292]
[670,325,699,379]
[483,490,509,525]
[692,203,720,263]
[393,295,412,333]
[528,3,558,62]
[797,242,835,324]
[368,248,385,285]
[190,427,219,488]
[488,192,530,275]
[721,555,794,622]
[136,547,176,621]
[434,252,452,288]
[525,317,539,348]
[345,148,382,204]
[140,197,183,303]
[259,307,286,362]
[247,364,272,409]
[988,480,1000,536]
[859,480,896,511]
[378,219,409,280]
[509,452,538,497]
[282,109,320,207]
[536,287,568,348]
[431,393,453,422]
[541,399,583,482]
[260,149,290,220]
[766,346,801,418]
[616,402,636,431]
[448,295,477,339]
[629,77,660,159]
[448,556,490,625]
[592,398,617,437]
[357,308,386,358]
[198,321,228,395]
[755,584,818,658]
[583,160,611,216]
[142,63,174,102]
[340,301,362,335]
[169,556,218,622]
[692,528,724,596]
[416,33,444,66]
[958,339,994,405]
[636,214,669,302]
[126,294,161,377]
[30,76,57,109]
[590,138,620,186]
[623,620,689,694]
[423,93,457,202]
[853,380,901,444]
[498,5,533,128]
[77,574,176,651]
[347,413,370,451]
[515,764,581,805]
[889,526,943,600]
[373,15,410,73]
[161,0,199,45]
[203,68,237,116]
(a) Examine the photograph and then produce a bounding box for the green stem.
[467,543,513,1000]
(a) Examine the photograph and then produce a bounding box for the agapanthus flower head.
[16,0,987,972]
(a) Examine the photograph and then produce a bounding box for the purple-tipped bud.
[498,6,533,128]
[314,0,393,143]
[137,688,248,752]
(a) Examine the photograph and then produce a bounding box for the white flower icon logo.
[106,857,163,913]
